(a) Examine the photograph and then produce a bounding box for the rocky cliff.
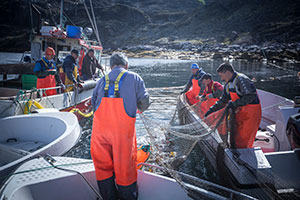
[0,0,299,53]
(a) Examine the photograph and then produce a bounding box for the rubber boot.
[117,182,138,200]
[97,176,118,200]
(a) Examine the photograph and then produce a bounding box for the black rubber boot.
[97,176,118,200]
[117,182,138,200]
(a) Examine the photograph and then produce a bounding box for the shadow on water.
[65,58,300,184]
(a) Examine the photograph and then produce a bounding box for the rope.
[43,156,102,200]
[231,150,284,200]
[139,109,256,199]
[227,107,300,199]
[89,0,102,46]
[0,90,25,115]
[41,89,55,108]
[139,112,191,195]
[69,108,93,118]
[83,1,101,46]
[138,163,257,199]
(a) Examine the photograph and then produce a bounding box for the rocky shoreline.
[1,0,300,72]
[104,40,300,70]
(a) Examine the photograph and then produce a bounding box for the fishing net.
[138,87,300,200]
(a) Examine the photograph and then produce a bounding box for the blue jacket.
[182,68,206,93]
[92,67,150,117]
[62,55,80,83]
[34,57,56,76]
[33,57,60,83]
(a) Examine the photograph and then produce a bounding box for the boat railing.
[137,163,257,200]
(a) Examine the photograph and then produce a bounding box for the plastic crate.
[66,25,83,39]
[22,74,37,90]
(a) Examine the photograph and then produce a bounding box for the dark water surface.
[130,58,299,99]
[66,58,300,182]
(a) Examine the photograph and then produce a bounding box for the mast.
[59,0,64,28]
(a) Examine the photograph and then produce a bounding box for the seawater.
[1,53,299,181]
[65,58,300,182]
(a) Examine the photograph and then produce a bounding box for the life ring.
[24,100,44,114]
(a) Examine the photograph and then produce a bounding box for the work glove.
[227,101,235,109]
[204,110,213,117]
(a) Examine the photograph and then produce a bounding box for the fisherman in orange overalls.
[205,63,262,148]
[181,63,206,105]
[91,52,150,200]
[197,73,226,135]
[33,47,62,96]
[198,73,223,113]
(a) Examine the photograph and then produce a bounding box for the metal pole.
[60,0,64,28]
[29,0,33,33]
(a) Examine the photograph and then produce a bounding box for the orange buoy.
[137,145,151,169]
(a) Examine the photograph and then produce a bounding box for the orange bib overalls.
[36,58,56,96]
[185,79,201,105]
[229,91,262,148]
[91,70,137,186]
[202,82,226,135]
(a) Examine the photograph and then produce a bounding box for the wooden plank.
[0,63,35,74]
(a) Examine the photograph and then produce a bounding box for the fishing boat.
[0,111,81,183]
[178,89,300,199]
[0,156,257,200]
[0,0,107,120]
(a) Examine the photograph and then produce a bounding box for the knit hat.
[190,63,199,69]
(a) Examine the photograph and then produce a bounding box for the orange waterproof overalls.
[36,58,56,96]
[78,48,85,76]
[91,71,137,186]
[185,79,201,105]
[201,82,226,135]
[228,82,262,148]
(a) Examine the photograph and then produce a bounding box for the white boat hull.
[0,157,192,200]
[0,79,98,119]
[177,89,300,197]
[0,112,81,182]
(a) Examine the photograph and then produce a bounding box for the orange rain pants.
[36,74,56,96]
[230,92,262,148]
[78,49,85,76]
[91,97,137,186]
[199,97,226,135]
[185,79,201,105]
